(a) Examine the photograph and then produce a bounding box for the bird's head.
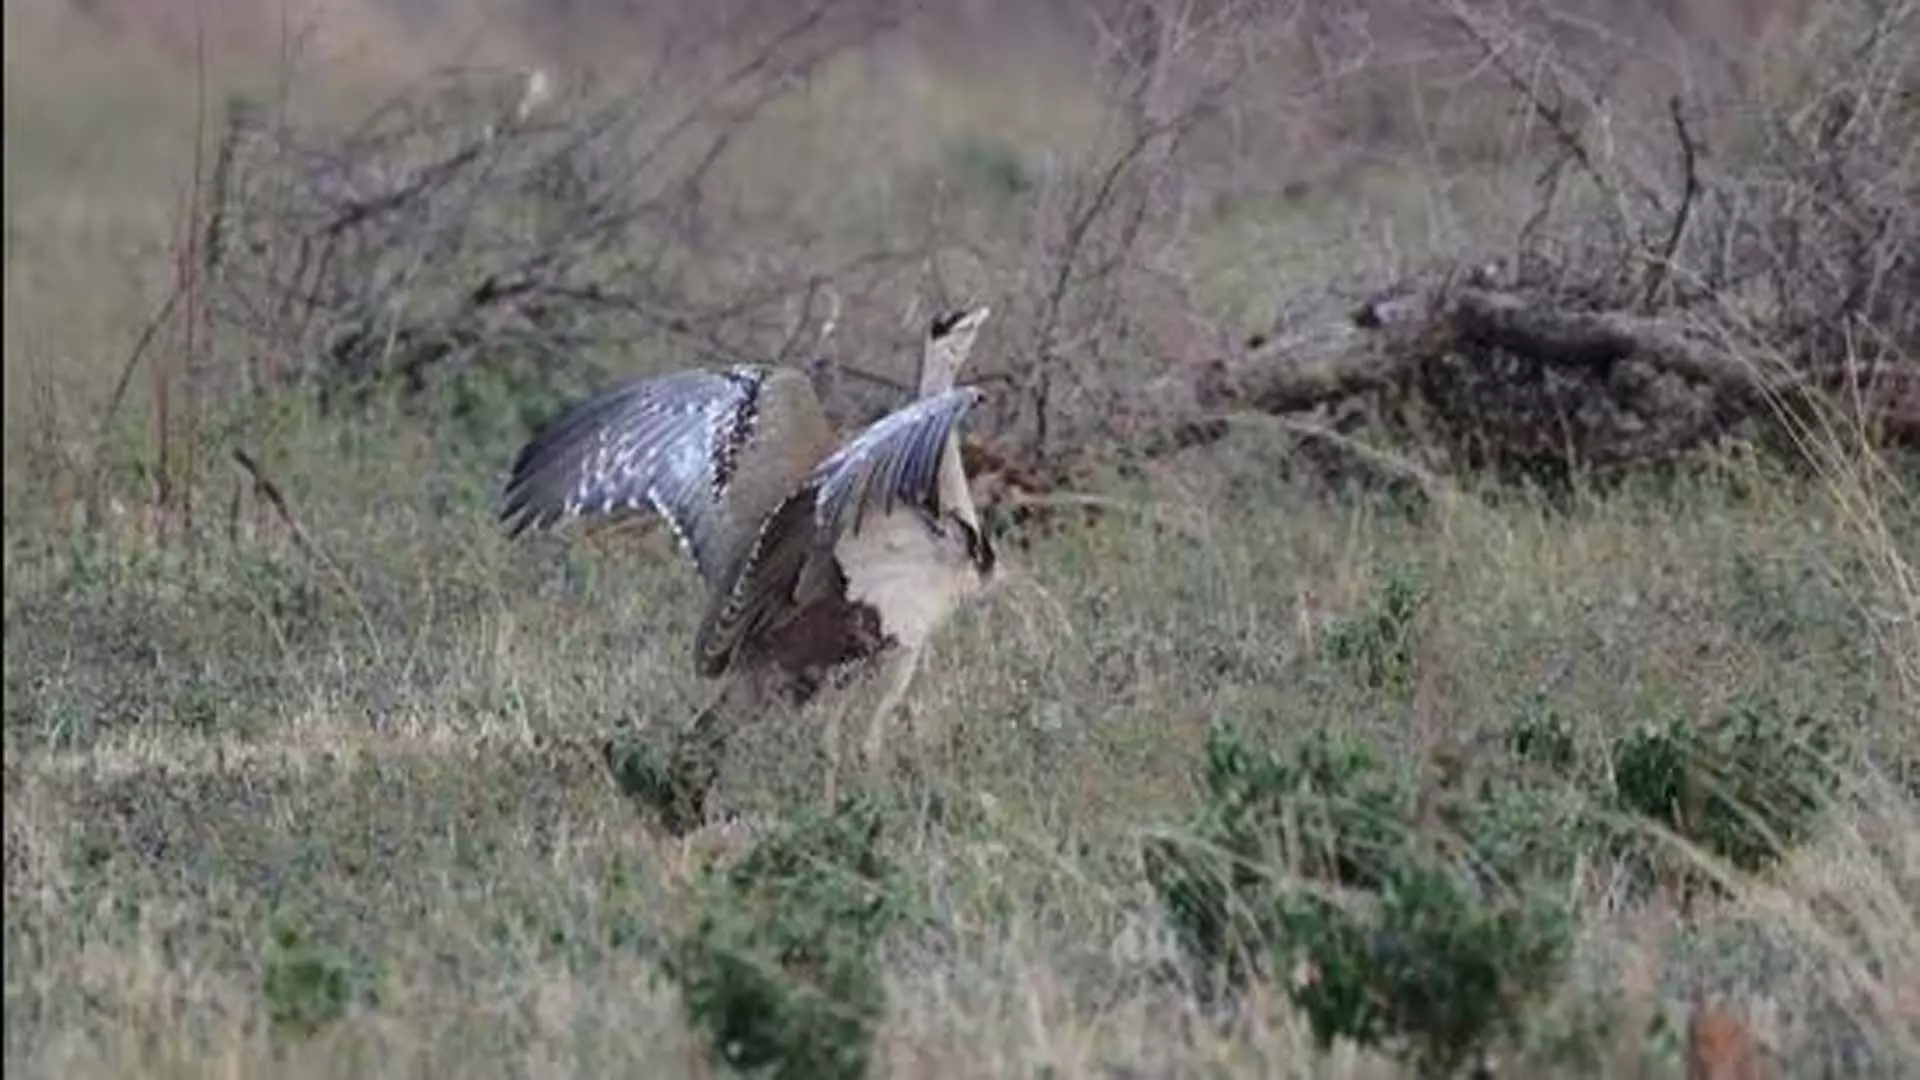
[919,304,992,396]
[929,303,992,339]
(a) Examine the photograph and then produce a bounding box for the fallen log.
[1106,284,1920,475]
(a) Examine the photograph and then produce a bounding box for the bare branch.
[1642,95,1701,312]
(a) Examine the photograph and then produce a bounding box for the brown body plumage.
[502,307,998,826]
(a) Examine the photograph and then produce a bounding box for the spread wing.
[809,386,985,538]
[499,365,834,588]
[692,386,986,675]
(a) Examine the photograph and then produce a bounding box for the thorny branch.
[1015,0,1276,466]
[1642,95,1700,313]
[204,0,905,410]
[185,0,1917,529]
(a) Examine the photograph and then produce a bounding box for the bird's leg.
[861,644,925,774]
[912,678,953,762]
[803,663,860,805]
[822,695,845,805]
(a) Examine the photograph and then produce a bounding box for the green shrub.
[1611,695,1840,881]
[1321,567,1427,696]
[1145,726,1407,996]
[601,726,689,829]
[261,914,381,1040]
[600,712,726,839]
[1504,695,1580,774]
[1146,723,1573,1076]
[1280,867,1572,1079]
[664,796,903,1080]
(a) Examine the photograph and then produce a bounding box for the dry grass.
[5,3,1917,1078]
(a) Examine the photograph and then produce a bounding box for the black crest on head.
[930,307,978,339]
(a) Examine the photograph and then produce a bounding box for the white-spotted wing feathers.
[499,366,773,585]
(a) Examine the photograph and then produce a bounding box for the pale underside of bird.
[501,307,999,824]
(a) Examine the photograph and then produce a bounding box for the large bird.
[501,307,999,825]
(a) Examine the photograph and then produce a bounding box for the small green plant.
[1611,695,1840,881]
[1147,723,1573,1076]
[171,681,221,734]
[601,713,722,838]
[225,551,325,639]
[1505,695,1579,774]
[1281,867,1572,1079]
[1322,567,1427,696]
[602,728,684,825]
[261,914,380,1040]
[664,796,904,1080]
[1145,725,1407,995]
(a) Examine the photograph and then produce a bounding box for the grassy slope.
[5,7,1916,1078]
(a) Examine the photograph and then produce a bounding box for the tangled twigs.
[206,0,903,407]
[1642,96,1701,313]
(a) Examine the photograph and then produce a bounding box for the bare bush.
[983,0,1290,465]
[190,0,1316,520]
[1117,0,1920,492]
[192,0,1917,513]
[203,0,915,417]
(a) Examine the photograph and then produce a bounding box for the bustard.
[501,307,999,820]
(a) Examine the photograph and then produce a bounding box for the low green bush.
[663,797,904,1080]
[1146,723,1573,1077]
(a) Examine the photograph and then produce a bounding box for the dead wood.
[1024,277,1919,508]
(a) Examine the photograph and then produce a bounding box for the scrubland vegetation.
[4,0,1916,1076]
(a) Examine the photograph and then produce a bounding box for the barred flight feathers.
[809,386,986,539]
[498,365,832,588]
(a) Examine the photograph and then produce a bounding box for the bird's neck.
[936,435,977,533]
[917,339,962,398]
